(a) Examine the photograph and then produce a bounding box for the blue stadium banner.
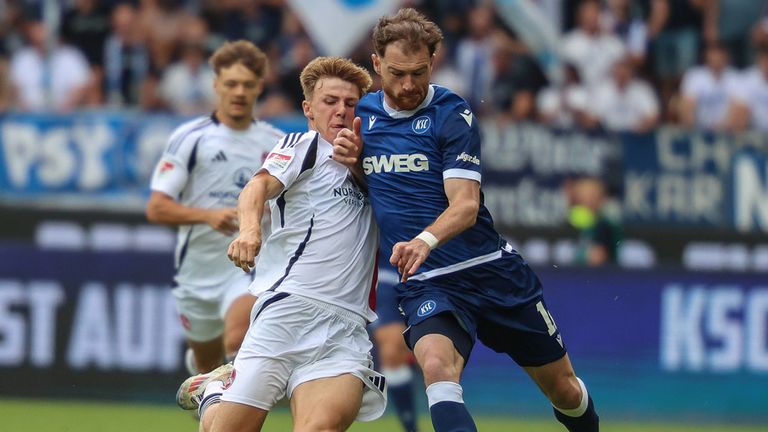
[731,147,768,232]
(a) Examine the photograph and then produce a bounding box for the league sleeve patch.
[266,152,293,169]
[158,160,176,175]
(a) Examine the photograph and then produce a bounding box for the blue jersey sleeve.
[438,101,482,183]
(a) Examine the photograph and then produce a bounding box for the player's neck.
[214,111,252,131]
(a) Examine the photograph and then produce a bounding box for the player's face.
[302,77,360,143]
[373,41,433,111]
[214,62,264,126]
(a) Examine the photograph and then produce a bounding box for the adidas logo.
[212,150,227,162]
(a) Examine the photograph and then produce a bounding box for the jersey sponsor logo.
[417,300,437,317]
[455,152,480,165]
[333,186,367,207]
[368,115,377,130]
[459,109,473,127]
[362,153,430,175]
[411,116,431,134]
[266,152,293,169]
[211,150,228,162]
[233,167,252,189]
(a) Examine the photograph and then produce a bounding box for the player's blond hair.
[372,8,443,57]
[299,57,373,101]
[209,40,268,79]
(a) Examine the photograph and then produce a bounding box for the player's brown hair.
[372,8,443,57]
[209,40,268,79]
[299,57,373,101]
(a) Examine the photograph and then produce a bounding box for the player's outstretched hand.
[207,207,239,236]
[390,238,431,282]
[227,230,261,273]
[333,116,362,168]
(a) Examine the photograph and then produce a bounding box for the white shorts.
[172,270,254,342]
[222,291,387,422]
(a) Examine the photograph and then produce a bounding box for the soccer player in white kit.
[146,40,284,374]
[176,57,386,432]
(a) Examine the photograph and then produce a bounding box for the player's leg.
[290,375,364,432]
[206,402,268,432]
[407,312,477,432]
[222,292,257,358]
[374,322,418,432]
[524,353,598,432]
[173,286,227,373]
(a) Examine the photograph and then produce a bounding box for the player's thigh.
[373,322,410,368]
[290,374,364,432]
[209,401,269,432]
[222,293,257,354]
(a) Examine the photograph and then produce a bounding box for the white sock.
[553,377,589,417]
[382,365,413,386]
[425,381,464,408]
[198,381,224,419]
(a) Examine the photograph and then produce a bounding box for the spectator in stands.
[752,15,768,48]
[568,176,622,267]
[455,4,497,114]
[589,57,660,132]
[702,0,764,68]
[9,13,91,112]
[0,58,11,112]
[732,46,768,133]
[431,41,466,97]
[537,63,591,129]
[61,0,112,106]
[489,32,547,122]
[103,2,150,107]
[139,0,194,71]
[159,41,216,115]
[645,0,703,122]
[601,0,648,66]
[679,42,742,131]
[562,0,625,90]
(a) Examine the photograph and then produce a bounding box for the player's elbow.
[145,202,161,223]
[460,201,479,230]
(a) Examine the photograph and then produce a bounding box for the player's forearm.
[237,178,268,237]
[146,198,214,226]
[422,199,478,247]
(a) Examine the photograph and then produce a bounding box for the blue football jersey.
[358,85,504,279]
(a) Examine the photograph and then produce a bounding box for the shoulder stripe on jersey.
[168,118,211,155]
[280,132,302,149]
[268,214,314,291]
[176,227,194,272]
[298,133,319,176]
[187,138,200,172]
[287,132,305,148]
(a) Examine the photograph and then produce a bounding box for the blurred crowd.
[0,0,767,133]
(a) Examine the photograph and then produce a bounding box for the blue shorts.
[397,250,567,367]
[369,263,406,331]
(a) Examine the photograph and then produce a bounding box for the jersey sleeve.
[257,131,318,191]
[438,101,482,184]
[149,126,202,199]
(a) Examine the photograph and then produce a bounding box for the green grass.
[1,398,765,432]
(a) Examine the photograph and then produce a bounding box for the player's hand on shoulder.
[227,229,261,273]
[390,239,431,282]
[207,208,238,235]
[332,116,363,168]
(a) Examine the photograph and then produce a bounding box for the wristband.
[415,231,439,250]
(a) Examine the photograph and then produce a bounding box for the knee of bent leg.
[419,350,460,383]
[549,376,583,409]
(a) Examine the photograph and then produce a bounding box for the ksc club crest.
[417,300,437,317]
[412,116,431,134]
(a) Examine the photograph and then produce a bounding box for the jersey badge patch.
[459,109,473,127]
[412,116,431,134]
[266,152,293,169]
[159,160,175,175]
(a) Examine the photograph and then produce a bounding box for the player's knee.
[548,377,583,410]
[420,353,459,384]
[378,339,410,367]
[293,413,348,432]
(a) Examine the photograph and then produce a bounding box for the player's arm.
[146,191,238,235]
[227,171,284,272]
[391,178,480,282]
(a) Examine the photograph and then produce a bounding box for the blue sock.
[427,381,477,432]
[384,366,418,432]
[553,378,599,432]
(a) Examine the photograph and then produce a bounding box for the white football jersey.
[249,131,379,322]
[150,114,285,291]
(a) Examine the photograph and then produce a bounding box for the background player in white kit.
[146,40,284,374]
[176,57,386,432]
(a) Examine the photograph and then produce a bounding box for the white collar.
[382,85,436,119]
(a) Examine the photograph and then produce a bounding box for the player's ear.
[372,54,381,75]
[302,100,313,120]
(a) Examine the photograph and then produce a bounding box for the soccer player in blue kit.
[333,8,599,432]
